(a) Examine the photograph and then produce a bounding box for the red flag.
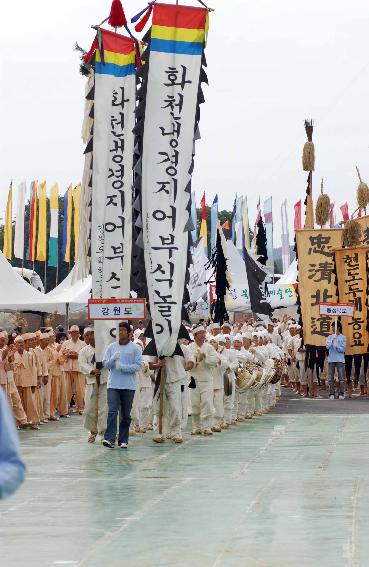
[358,208,362,218]
[340,202,349,222]
[294,200,302,230]
[200,192,206,220]
[254,196,261,233]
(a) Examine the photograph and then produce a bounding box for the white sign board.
[319,302,355,317]
[88,298,146,321]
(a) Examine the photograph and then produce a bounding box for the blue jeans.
[328,362,345,396]
[105,389,135,445]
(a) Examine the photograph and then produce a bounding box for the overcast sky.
[1,0,369,246]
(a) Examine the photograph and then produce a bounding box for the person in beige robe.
[34,334,50,423]
[0,333,29,428]
[0,331,9,396]
[61,325,86,413]
[78,328,108,443]
[14,336,39,429]
[47,330,69,419]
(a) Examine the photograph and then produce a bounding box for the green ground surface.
[1,392,369,567]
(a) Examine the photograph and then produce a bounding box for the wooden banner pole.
[159,363,166,435]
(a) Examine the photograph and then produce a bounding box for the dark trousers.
[345,355,362,383]
[105,388,135,445]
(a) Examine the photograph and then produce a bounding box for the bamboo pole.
[158,363,166,435]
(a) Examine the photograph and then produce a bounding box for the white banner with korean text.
[141,4,208,356]
[88,30,136,360]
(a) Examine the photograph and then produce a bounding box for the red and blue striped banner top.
[85,29,136,78]
[151,3,207,56]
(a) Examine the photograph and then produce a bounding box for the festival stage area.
[2,392,369,567]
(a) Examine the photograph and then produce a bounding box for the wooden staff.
[159,362,166,435]
[44,259,47,292]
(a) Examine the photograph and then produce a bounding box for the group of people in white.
[1,315,312,448]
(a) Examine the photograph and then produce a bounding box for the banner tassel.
[108,0,127,28]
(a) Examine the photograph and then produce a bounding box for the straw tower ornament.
[343,219,362,248]
[302,120,315,172]
[356,166,369,213]
[302,119,315,229]
[315,178,331,228]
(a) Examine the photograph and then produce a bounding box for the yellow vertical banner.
[296,229,343,346]
[36,181,47,261]
[335,246,369,355]
[73,183,81,260]
[64,186,73,263]
[3,183,13,260]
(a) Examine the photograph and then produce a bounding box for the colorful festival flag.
[340,202,349,221]
[73,183,81,260]
[210,194,218,254]
[242,197,250,250]
[231,196,237,243]
[3,183,13,260]
[191,191,198,243]
[281,199,290,273]
[263,197,274,273]
[28,181,38,262]
[36,181,47,262]
[48,183,59,268]
[63,185,73,263]
[199,192,208,256]
[234,196,243,254]
[14,182,27,260]
[294,200,302,230]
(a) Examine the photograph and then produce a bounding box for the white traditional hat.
[242,331,252,340]
[69,325,79,332]
[83,327,94,335]
[216,335,226,343]
[233,333,243,343]
[192,325,205,335]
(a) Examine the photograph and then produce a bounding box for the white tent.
[278,259,298,285]
[0,252,65,313]
[47,267,91,312]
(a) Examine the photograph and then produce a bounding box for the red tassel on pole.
[108,0,127,28]
[135,5,153,32]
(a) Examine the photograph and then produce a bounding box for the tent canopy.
[0,252,65,313]
[47,267,91,310]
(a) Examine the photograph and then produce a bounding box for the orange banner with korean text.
[334,246,369,355]
[296,229,343,346]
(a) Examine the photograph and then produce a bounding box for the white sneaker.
[339,395,345,400]
[329,395,335,400]
[119,442,128,449]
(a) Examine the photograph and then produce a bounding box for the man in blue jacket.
[326,321,346,400]
[0,389,25,499]
[102,322,143,449]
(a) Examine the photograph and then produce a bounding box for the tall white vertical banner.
[87,30,136,360]
[14,182,27,260]
[141,4,208,356]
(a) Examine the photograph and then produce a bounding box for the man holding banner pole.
[326,322,347,400]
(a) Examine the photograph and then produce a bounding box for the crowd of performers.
[0,315,362,445]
